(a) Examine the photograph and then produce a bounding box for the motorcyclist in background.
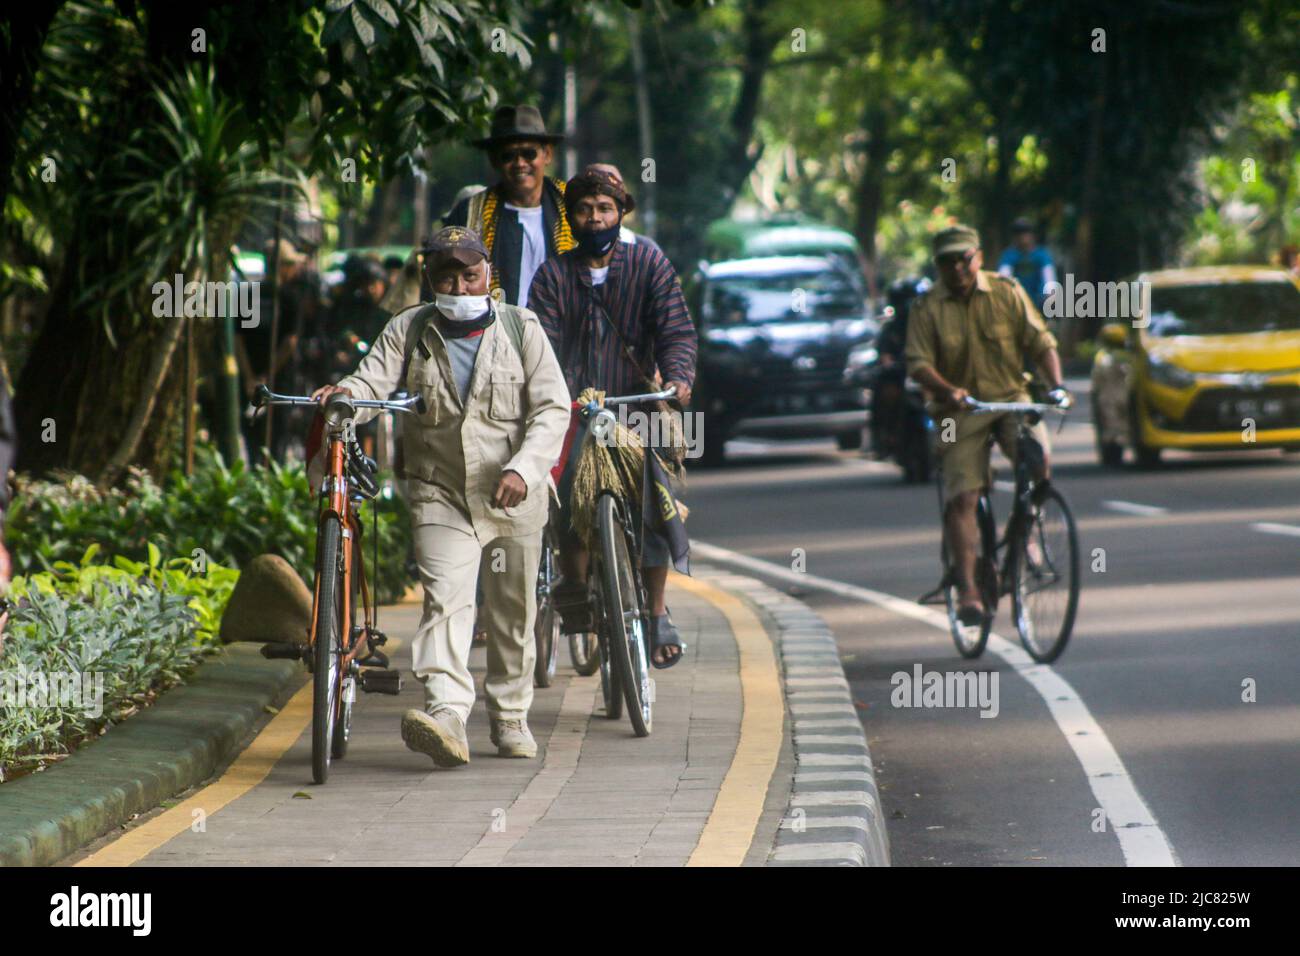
[869,276,931,462]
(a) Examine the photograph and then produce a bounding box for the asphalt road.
[684,379,1300,866]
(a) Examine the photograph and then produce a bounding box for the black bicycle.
[564,387,677,737]
[923,396,1080,663]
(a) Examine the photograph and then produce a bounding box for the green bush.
[5,444,415,604]
[0,564,213,782]
[8,543,239,645]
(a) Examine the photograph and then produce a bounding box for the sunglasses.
[935,249,978,268]
[496,146,539,164]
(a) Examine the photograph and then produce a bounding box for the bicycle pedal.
[367,629,388,647]
[261,642,306,661]
[357,650,390,669]
[360,669,402,695]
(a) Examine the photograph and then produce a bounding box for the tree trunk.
[97,298,190,487]
[719,0,779,206]
[854,104,890,301]
[0,2,63,218]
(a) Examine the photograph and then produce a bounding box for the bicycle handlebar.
[580,386,678,409]
[963,395,1071,415]
[248,384,426,418]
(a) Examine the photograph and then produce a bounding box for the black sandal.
[650,612,687,669]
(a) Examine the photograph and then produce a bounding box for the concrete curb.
[0,644,303,867]
[699,565,890,867]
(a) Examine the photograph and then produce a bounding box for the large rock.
[220,554,313,645]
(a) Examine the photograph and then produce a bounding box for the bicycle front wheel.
[312,516,344,784]
[597,494,652,737]
[1012,486,1080,663]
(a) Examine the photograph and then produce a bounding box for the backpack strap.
[400,305,435,392]
[495,303,526,362]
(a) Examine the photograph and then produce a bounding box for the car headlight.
[846,344,879,373]
[1145,356,1195,390]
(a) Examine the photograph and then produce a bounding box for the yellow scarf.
[479,178,575,299]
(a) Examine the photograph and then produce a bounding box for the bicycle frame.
[308,429,373,679]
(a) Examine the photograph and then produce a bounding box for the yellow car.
[1090,266,1300,467]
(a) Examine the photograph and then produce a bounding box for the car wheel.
[695,424,729,468]
[835,429,864,452]
[1129,400,1162,469]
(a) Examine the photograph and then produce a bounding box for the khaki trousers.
[410,523,541,724]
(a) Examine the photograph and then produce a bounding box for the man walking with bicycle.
[905,225,1069,625]
[313,226,570,767]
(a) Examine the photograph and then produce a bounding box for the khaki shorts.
[936,410,1050,503]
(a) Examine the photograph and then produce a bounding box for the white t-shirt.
[589,266,609,286]
[504,203,546,306]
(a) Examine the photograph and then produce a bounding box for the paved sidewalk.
[67,566,885,867]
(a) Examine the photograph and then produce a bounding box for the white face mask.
[434,293,491,322]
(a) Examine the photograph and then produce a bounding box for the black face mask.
[574,220,621,259]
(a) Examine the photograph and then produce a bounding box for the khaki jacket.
[905,270,1057,403]
[337,302,570,539]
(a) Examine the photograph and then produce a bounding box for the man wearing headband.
[528,166,698,669]
[312,225,570,767]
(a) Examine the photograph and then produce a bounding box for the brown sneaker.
[401,708,470,768]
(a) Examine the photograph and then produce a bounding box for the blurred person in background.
[997,218,1056,316]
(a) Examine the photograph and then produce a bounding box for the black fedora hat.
[471,104,564,149]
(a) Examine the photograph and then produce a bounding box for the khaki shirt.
[338,302,570,539]
[905,270,1057,402]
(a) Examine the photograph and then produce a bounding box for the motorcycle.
[861,350,933,483]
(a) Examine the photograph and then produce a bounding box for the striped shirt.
[529,241,697,399]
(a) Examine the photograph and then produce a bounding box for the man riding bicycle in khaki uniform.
[314,226,569,768]
[905,225,1069,625]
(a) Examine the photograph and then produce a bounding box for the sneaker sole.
[496,742,538,759]
[401,716,469,768]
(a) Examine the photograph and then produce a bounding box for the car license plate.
[1218,398,1283,424]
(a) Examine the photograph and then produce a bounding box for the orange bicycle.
[251,384,424,783]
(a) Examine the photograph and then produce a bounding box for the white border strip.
[693,539,1178,867]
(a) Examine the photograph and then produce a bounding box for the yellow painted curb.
[76,681,314,866]
[671,574,784,867]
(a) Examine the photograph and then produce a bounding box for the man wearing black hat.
[443,105,573,309]
[528,166,698,669]
[312,225,570,767]
[906,225,1068,625]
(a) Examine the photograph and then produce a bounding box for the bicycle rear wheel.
[597,494,652,737]
[942,494,996,658]
[312,516,344,784]
[1011,486,1080,663]
[533,524,560,688]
